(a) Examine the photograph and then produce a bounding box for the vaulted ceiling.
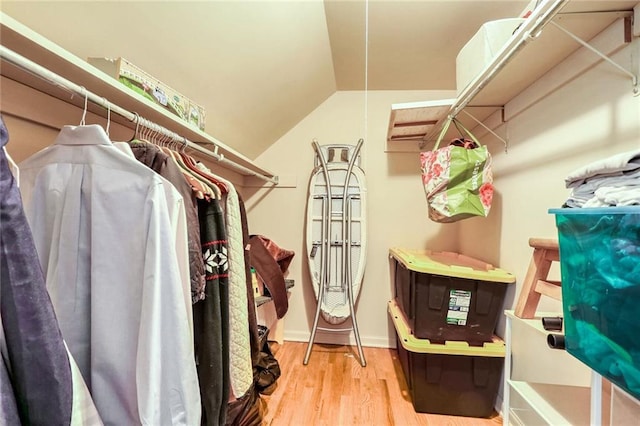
[1,1,629,158]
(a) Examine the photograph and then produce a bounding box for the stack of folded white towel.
[565,149,640,208]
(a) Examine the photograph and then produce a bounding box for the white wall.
[244,89,462,348]
[246,26,640,349]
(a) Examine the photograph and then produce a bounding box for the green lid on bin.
[388,300,505,357]
[389,247,515,283]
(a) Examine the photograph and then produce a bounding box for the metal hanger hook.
[132,112,141,139]
[102,97,111,136]
[79,86,88,125]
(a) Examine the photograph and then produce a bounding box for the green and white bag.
[420,117,494,223]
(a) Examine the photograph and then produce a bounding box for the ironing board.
[303,139,367,367]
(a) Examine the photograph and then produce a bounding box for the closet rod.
[421,0,567,146]
[451,0,567,117]
[0,45,279,185]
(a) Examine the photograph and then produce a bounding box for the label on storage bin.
[447,290,471,325]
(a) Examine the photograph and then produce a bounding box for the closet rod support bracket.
[550,20,638,96]
[460,109,509,153]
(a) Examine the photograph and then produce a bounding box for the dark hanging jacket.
[0,115,73,425]
[130,141,206,303]
[195,198,230,426]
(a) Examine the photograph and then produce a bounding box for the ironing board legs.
[346,195,366,367]
[303,189,326,364]
[347,278,366,366]
[342,140,365,367]
[304,139,366,367]
[305,140,333,365]
[303,276,326,365]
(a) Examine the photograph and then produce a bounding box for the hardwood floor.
[260,341,503,426]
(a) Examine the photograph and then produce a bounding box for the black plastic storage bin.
[389,300,504,418]
[390,248,515,345]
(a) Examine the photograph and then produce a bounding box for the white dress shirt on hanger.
[114,141,193,333]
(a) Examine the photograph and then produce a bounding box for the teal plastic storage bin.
[550,206,640,400]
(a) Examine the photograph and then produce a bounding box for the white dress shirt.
[19,125,201,426]
[66,344,104,426]
[114,142,193,334]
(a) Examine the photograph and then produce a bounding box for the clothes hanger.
[158,126,167,147]
[79,86,89,126]
[156,129,168,147]
[141,118,151,143]
[170,134,181,153]
[130,116,214,200]
[158,127,168,147]
[179,151,226,197]
[173,156,211,200]
[156,134,210,200]
[149,127,214,200]
[102,97,111,137]
[143,121,151,143]
[149,123,158,145]
[168,146,217,200]
[137,117,147,142]
[148,121,156,143]
[179,136,189,154]
[129,112,142,143]
[155,125,164,147]
[136,119,211,199]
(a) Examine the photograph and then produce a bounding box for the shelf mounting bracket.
[460,109,508,153]
[550,20,638,96]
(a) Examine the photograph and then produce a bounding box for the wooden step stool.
[514,238,562,319]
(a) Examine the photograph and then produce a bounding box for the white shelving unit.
[0,13,277,184]
[610,384,640,425]
[255,280,294,345]
[386,0,638,151]
[508,382,592,425]
[504,309,640,425]
[503,310,596,426]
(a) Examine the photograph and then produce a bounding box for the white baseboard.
[284,330,393,349]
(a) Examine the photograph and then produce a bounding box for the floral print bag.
[420,116,494,223]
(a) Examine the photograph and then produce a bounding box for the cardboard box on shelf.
[88,57,206,131]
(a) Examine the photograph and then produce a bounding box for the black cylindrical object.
[542,316,563,331]
[547,333,565,350]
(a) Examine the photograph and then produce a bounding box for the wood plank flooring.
[260,342,503,426]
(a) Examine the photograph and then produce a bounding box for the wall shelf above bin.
[386,0,638,152]
[387,99,455,143]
